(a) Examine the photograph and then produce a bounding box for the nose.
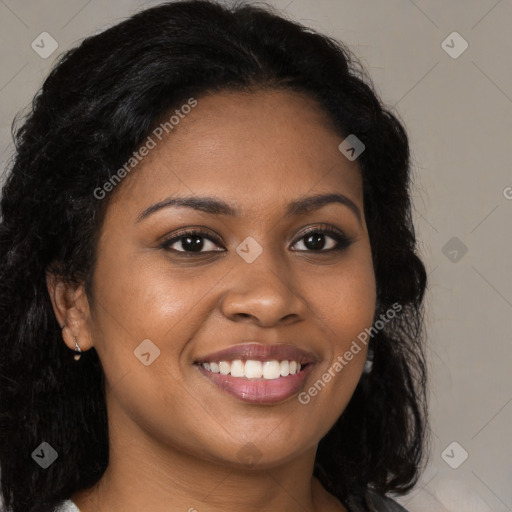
[220,251,307,327]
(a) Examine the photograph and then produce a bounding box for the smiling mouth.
[197,359,307,380]
[194,343,317,404]
[195,359,314,404]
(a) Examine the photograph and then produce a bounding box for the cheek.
[308,251,377,353]
[296,250,376,418]
[91,244,216,343]
[88,253,218,452]
[332,269,376,349]
[88,243,216,394]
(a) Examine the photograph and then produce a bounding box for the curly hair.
[0,1,428,511]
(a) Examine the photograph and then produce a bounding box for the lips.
[194,343,318,404]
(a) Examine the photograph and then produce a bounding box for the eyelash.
[159,224,353,255]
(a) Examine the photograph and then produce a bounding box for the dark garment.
[346,488,410,511]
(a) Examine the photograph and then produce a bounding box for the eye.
[160,228,224,254]
[291,224,352,252]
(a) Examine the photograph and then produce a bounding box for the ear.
[46,271,94,352]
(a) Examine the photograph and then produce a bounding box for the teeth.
[230,359,245,377]
[219,361,230,375]
[263,360,281,379]
[200,359,304,379]
[245,360,262,379]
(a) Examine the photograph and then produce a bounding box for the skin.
[47,88,377,512]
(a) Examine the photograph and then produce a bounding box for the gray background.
[1,1,511,511]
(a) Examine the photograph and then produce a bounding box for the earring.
[363,347,374,374]
[73,337,82,361]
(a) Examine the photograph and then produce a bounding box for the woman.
[0,1,428,511]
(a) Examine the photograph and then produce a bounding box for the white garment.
[54,499,80,512]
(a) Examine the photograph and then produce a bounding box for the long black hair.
[0,1,428,511]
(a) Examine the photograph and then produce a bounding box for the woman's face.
[83,89,376,468]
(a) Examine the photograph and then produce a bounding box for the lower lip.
[196,364,314,404]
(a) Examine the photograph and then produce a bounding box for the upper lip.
[195,343,318,364]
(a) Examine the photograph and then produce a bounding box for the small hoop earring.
[73,337,82,361]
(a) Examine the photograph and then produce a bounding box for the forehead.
[107,89,363,220]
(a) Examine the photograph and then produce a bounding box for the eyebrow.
[135,192,362,225]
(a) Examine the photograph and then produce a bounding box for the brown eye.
[291,226,352,252]
[160,229,224,253]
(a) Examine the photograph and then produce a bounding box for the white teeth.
[219,361,230,375]
[245,360,263,379]
[263,360,281,379]
[200,359,304,379]
[230,359,245,378]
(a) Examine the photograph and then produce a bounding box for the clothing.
[55,491,409,512]
[54,501,79,512]
[347,488,410,511]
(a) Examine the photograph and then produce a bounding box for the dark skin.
[47,89,376,512]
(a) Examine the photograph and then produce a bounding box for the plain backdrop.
[0,1,511,511]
